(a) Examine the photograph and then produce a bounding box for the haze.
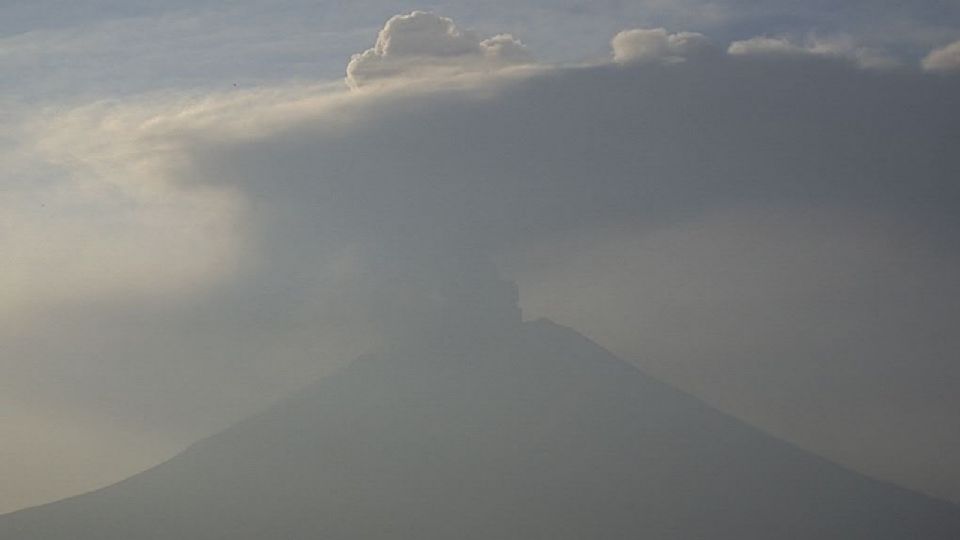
[2,0,959,525]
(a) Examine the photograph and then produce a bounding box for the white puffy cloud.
[481,33,534,63]
[345,11,531,88]
[611,28,714,64]
[923,39,960,72]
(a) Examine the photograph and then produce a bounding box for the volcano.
[3,316,959,539]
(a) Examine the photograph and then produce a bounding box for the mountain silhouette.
[3,315,959,539]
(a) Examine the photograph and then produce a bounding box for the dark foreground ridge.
[3,319,959,539]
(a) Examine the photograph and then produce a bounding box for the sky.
[2,0,960,514]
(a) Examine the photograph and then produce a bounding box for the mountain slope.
[3,319,959,539]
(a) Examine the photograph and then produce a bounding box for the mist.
[2,4,960,527]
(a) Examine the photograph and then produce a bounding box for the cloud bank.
[4,11,960,512]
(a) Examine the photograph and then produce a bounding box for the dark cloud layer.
[3,9,960,512]
[175,47,960,502]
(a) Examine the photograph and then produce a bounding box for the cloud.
[923,39,960,72]
[2,1,954,104]
[612,28,714,64]
[508,205,960,502]
[5,13,960,512]
[0,105,246,322]
[727,35,899,69]
[0,395,178,515]
[727,36,814,57]
[174,33,960,505]
[345,11,531,88]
